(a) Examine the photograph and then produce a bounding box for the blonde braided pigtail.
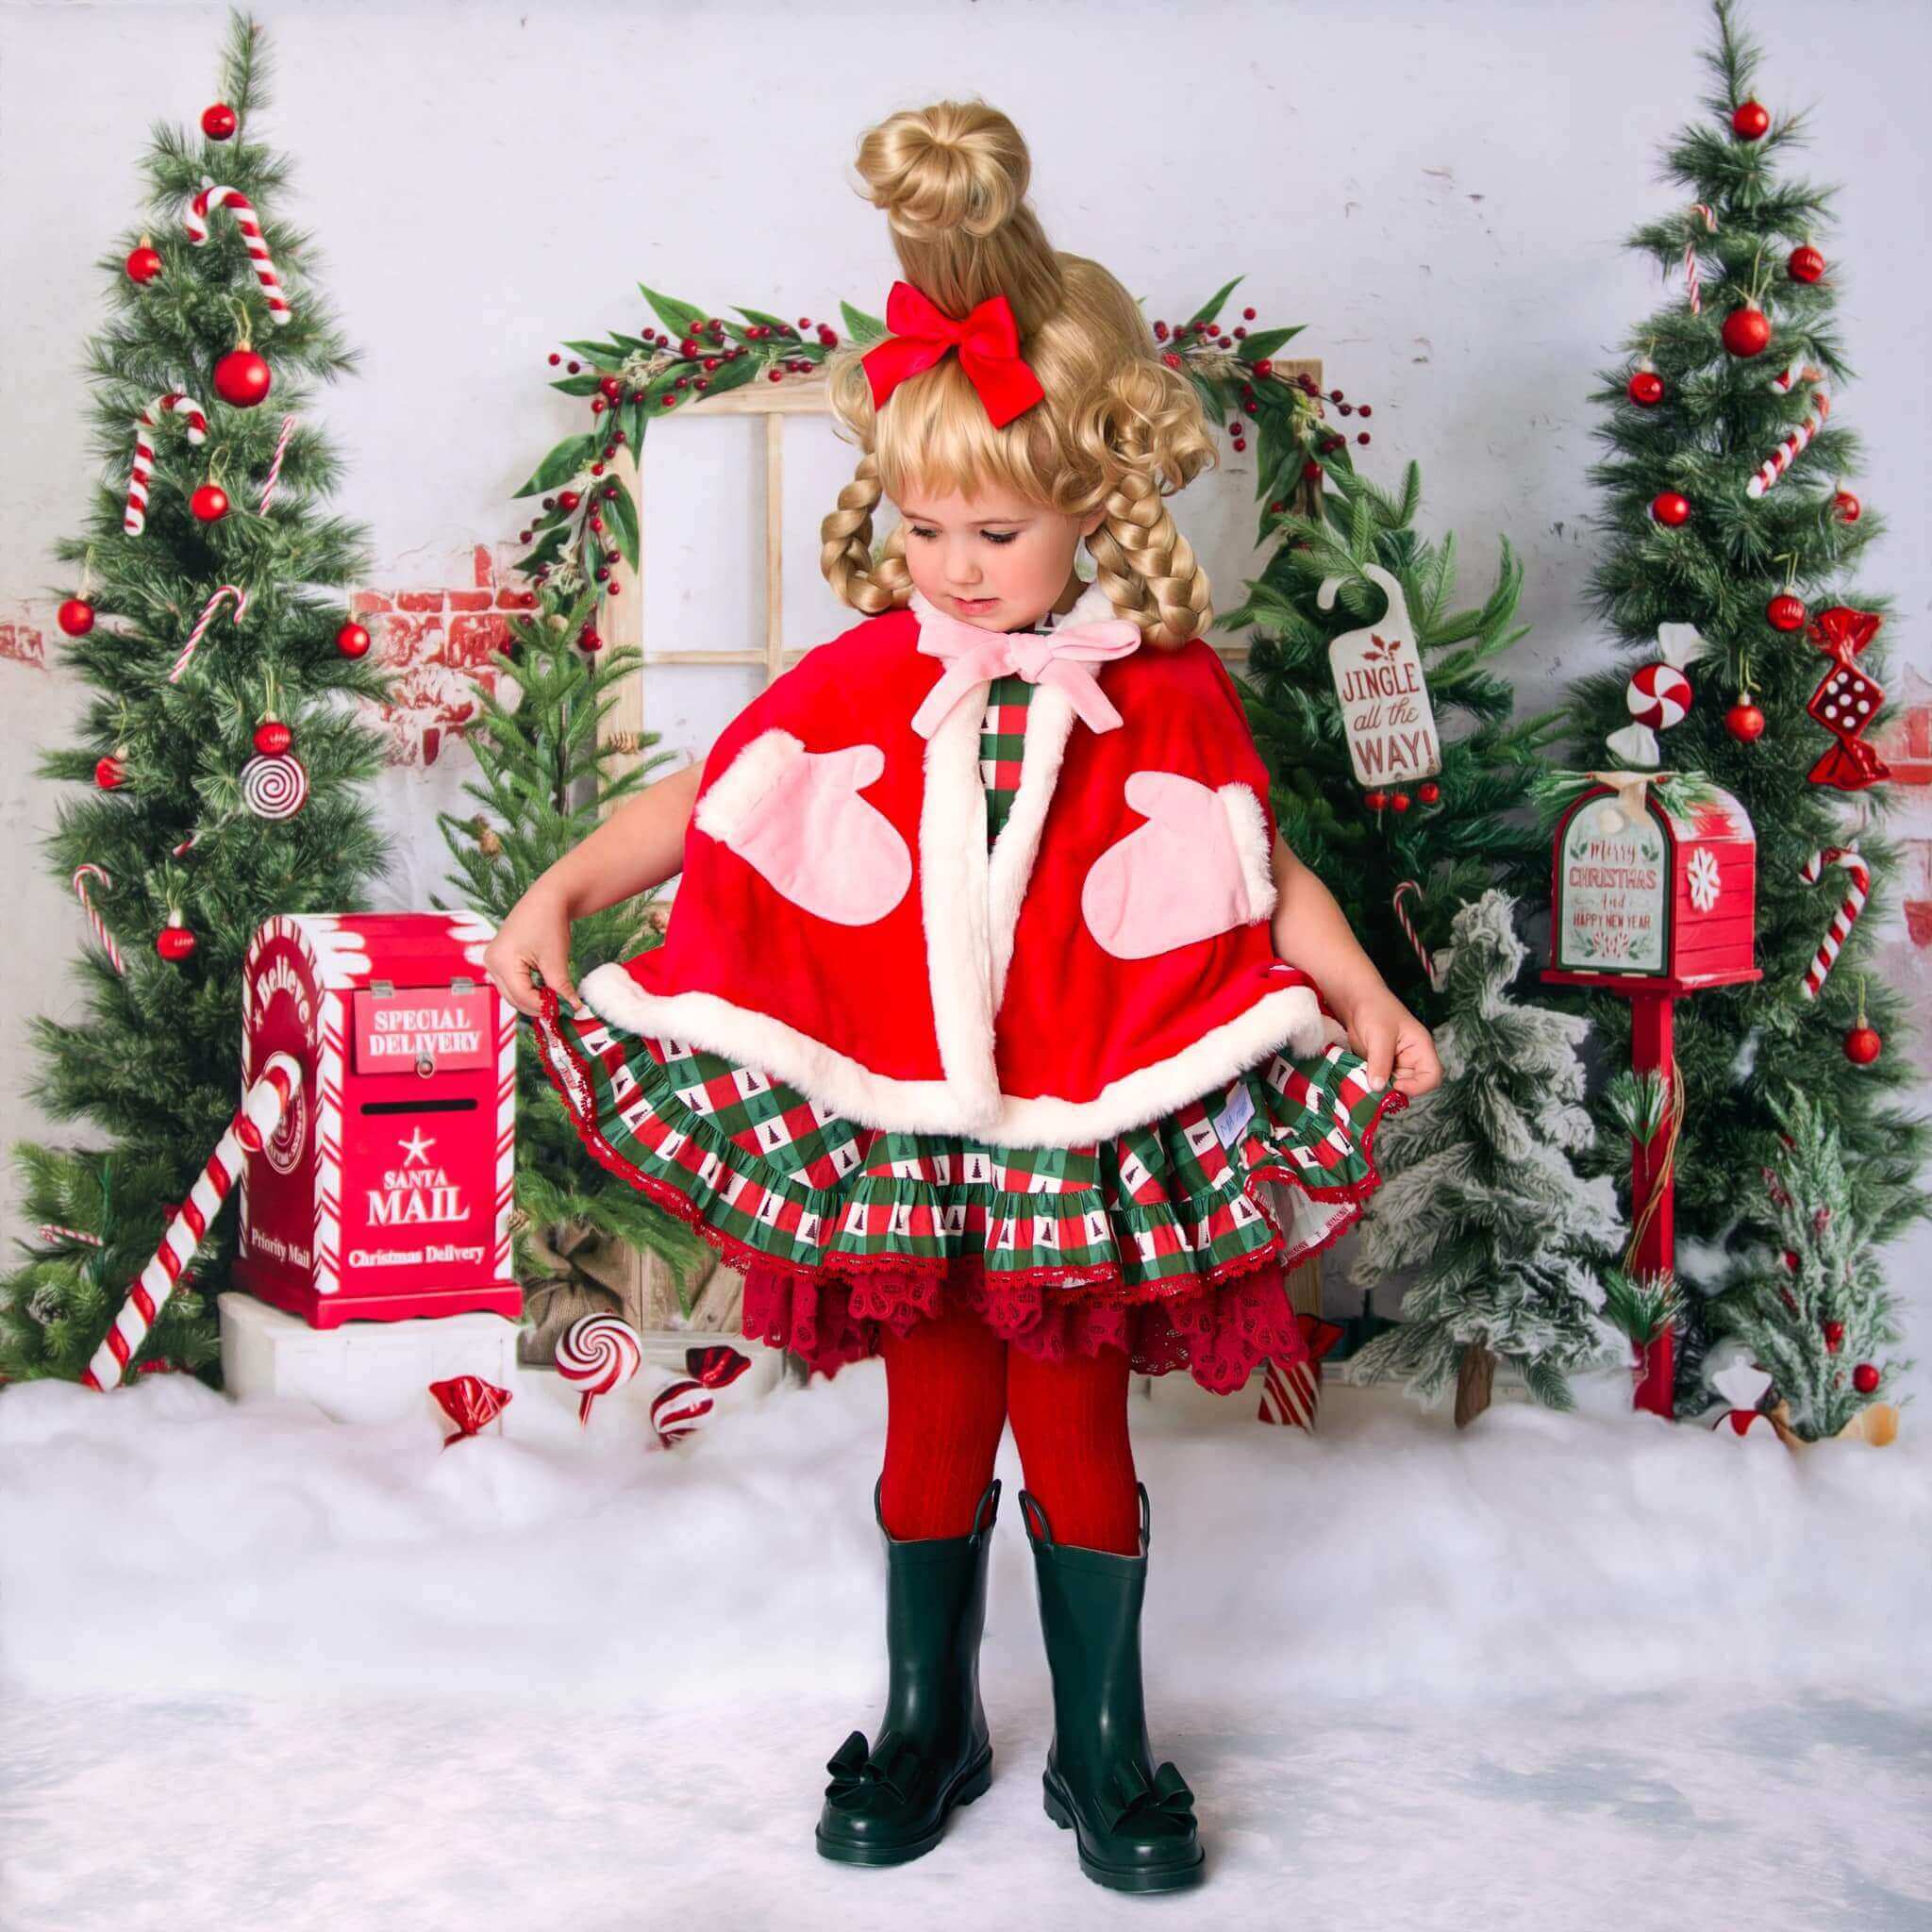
[819,449,912,615]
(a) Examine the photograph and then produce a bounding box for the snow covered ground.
[2,1360,1928,1930]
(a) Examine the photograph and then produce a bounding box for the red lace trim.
[741,1250,1315,1395]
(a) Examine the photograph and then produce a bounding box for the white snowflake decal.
[1687,846,1723,913]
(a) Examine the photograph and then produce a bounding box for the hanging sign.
[1316,564,1441,789]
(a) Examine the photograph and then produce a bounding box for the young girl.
[485,99,1440,1894]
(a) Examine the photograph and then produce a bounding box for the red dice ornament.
[1804,606,1890,791]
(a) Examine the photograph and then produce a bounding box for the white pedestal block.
[218,1290,525,1424]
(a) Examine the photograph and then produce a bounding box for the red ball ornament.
[1363,790,1390,812]
[1852,1362,1880,1395]
[1767,593,1807,632]
[1721,307,1773,358]
[1731,99,1770,141]
[253,719,293,758]
[1831,489,1861,524]
[1724,697,1767,742]
[1391,791,1412,813]
[58,598,96,637]
[1651,491,1692,527]
[1823,1319,1844,1351]
[598,375,624,400]
[1626,368,1665,407]
[190,482,230,523]
[578,625,603,653]
[558,490,581,512]
[213,347,272,408]
[94,754,126,791]
[201,102,238,141]
[335,620,372,659]
[125,243,163,285]
[1788,245,1825,284]
[157,915,197,962]
[1418,780,1441,805]
[1843,1023,1882,1066]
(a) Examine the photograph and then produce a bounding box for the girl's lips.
[954,596,997,611]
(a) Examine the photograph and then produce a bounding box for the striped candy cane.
[183,182,291,325]
[1391,880,1447,991]
[1799,846,1871,1000]
[38,1224,104,1249]
[258,413,298,513]
[168,582,249,684]
[124,392,209,534]
[71,863,125,975]
[81,1052,301,1390]
[1684,203,1718,315]
[1747,364,1830,499]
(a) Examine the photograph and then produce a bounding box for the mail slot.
[234,911,521,1327]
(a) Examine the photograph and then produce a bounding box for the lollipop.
[557,1312,642,1425]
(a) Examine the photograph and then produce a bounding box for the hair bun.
[855,100,1029,243]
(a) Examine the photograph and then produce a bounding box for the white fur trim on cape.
[1218,780,1279,925]
[690,728,803,846]
[576,968,1337,1149]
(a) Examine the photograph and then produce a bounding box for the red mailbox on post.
[1542,774,1760,1418]
[234,911,521,1328]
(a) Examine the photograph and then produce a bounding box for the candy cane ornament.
[183,181,291,325]
[258,413,298,513]
[71,863,125,974]
[1798,846,1871,1000]
[1747,363,1831,500]
[81,1051,300,1391]
[124,392,209,534]
[168,582,249,685]
[1683,204,1717,315]
[1391,881,1448,992]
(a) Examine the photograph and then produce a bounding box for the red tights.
[876,1299,1141,1556]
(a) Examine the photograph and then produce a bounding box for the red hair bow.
[861,280,1046,428]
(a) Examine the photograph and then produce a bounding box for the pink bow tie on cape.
[910,607,1143,740]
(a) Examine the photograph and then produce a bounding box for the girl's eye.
[908,526,1018,545]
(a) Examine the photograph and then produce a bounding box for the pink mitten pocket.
[1080,770,1277,959]
[692,730,911,926]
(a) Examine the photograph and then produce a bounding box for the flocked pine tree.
[1712,1084,1909,1441]
[438,585,708,1344]
[1562,0,1925,1407]
[1344,891,1627,1424]
[0,12,392,1385]
[1224,458,1557,1024]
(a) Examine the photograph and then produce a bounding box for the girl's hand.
[483,883,581,1019]
[1341,986,1441,1097]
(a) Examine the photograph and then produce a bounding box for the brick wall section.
[353,543,536,766]
[0,616,46,671]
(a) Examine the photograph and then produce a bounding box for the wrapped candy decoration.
[650,1377,714,1449]
[1606,623,1707,768]
[429,1374,513,1447]
[1257,1313,1345,1429]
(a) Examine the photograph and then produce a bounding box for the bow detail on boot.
[1100,1757,1197,1837]
[823,1726,930,1812]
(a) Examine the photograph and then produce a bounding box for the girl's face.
[896,485,1108,633]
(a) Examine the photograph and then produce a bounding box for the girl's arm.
[481,758,704,1016]
[1268,832,1442,1097]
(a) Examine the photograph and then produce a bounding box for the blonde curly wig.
[817,98,1219,649]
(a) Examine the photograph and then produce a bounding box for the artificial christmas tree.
[438,587,709,1348]
[1562,0,1924,1410]
[1224,458,1556,1021]
[1713,1085,1908,1442]
[0,12,392,1385]
[1345,891,1627,1425]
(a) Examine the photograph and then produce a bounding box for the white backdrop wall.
[3,0,1926,1391]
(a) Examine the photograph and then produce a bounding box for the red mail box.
[234,911,521,1327]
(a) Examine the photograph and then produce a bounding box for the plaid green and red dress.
[535,657,1397,1392]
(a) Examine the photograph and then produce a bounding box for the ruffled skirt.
[532,987,1400,1394]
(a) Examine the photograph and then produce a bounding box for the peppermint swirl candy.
[557,1312,642,1425]
[241,751,308,819]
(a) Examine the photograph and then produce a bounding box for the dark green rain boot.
[814,1474,1000,1866]
[1019,1482,1206,1892]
